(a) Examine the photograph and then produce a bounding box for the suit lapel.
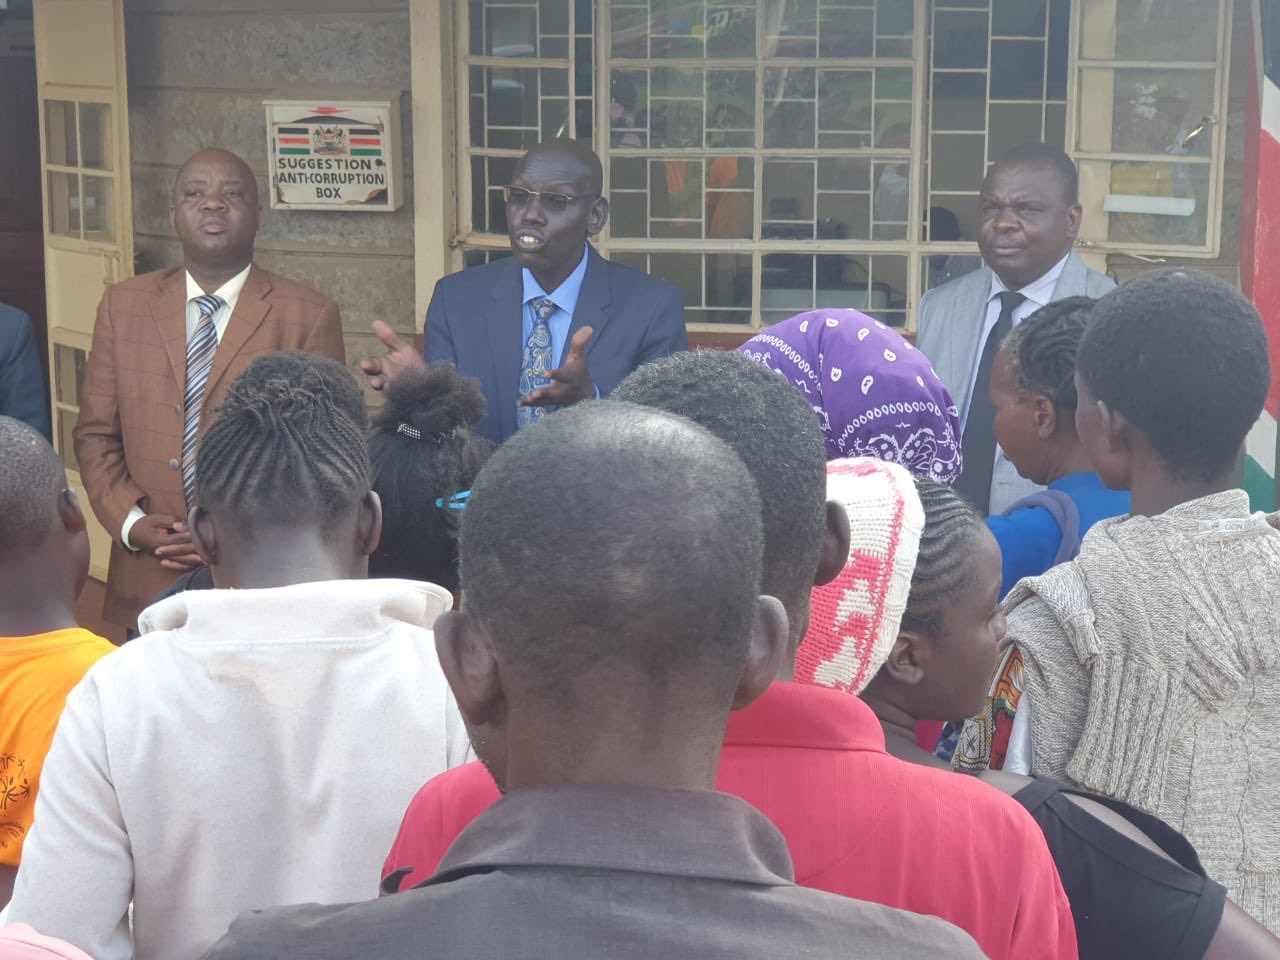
[566,246,611,366]
[486,259,524,440]
[1050,251,1088,300]
[952,266,994,415]
[151,268,191,389]
[205,265,271,397]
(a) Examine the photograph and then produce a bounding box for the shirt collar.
[724,682,887,752]
[988,252,1070,308]
[521,244,590,315]
[185,263,252,313]
[432,783,795,887]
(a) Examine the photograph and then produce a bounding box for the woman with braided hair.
[985,295,1130,597]
[6,353,473,960]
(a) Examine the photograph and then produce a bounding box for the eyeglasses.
[435,490,470,511]
[503,185,599,213]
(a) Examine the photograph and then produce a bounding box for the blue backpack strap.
[999,490,1082,565]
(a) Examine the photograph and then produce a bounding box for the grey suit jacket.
[202,784,984,960]
[917,252,1115,513]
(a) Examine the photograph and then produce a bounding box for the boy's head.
[991,296,1096,485]
[191,353,381,585]
[0,416,90,603]
[1075,270,1270,489]
[613,349,850,658]
[367,363,493,592]
[435,401,786,792]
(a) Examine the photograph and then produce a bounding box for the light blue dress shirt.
[521,244,590,368]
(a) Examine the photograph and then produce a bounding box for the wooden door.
[33,0,134,579]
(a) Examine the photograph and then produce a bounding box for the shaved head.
[460,400,764,704]
[514,139,603,195]
[0,415,67,550]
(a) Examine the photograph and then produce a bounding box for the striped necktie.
[516,297,557,429]
[181,293,225,506]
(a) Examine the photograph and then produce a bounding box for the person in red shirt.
[381,351,1078,960]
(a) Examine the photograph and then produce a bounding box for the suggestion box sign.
[264,91,404,212]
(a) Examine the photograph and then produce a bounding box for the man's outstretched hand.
[360,320,426,391]
[519,326,596,409]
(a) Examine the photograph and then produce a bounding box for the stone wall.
[123,0,415,397]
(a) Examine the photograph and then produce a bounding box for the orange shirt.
[1,628,114,865]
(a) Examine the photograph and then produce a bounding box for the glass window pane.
[1105,0,1220,62]
[990,39,1045,101]
[1082,157,1211,247]
[651,250,705,314]
[45,100,77,167]
[877,0,913,36]
[471,66,541,150]
[57,408,78,471]
[765,0,818,57]
[992,0,1046,37]
[54,343,87,406]
[819,70,873,147]
[704,252,752,323]
[819,4,874,57]
[78,102,112,171]
[81,175,115,241]
[933,10,989,69]
[611,70,649,148]
[707,1,757,58]
[763,160,816,239]
[922,250,984,292]
[930,134,986,193]
[988,102,1045,160]
[1077,68,1217,158]
[872,159,910,239]
[483,1,536,57]
[706,156,753,240]
[650,158,705,238]
[707,70,755,148]
[48,171,81,238]
[931,73,987,131]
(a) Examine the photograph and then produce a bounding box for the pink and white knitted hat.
[0,925,95,960]
[796,457,924,694]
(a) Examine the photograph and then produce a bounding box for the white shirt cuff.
[121,505,147,551]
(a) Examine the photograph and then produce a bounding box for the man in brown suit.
[74,148,345,630]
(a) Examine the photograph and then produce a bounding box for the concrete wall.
[123,0,415,398]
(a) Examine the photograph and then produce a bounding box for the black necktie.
[955,290,1025,515]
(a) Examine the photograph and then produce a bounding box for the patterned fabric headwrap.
[738,309,963,484]
[795,457,925,695]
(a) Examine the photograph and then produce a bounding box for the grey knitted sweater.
[1007,489,1280,933]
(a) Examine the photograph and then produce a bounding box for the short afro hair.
[1001,296,1096,411]
[195,353,371,534]
[1077,269,1270,483]
[0,415,66,550]
[992,143,1079,204]
[613,349,827,619]
[459,400,764,703]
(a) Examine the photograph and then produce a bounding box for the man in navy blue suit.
[0,302,52,441]
[362,140,687,445]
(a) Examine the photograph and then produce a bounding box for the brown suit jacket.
[74,265,345,628]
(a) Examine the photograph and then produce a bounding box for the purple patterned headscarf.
[738,309,963,484]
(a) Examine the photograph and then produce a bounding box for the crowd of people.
[1,135,1279,959]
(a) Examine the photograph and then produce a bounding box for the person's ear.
[880,629,931,688]
[587,195,610,236]
[1097,400,1128,453]
[1065,202,1082,240]
[1032,395,1057,440]
[358,490,383,557]
[58,489,87,534]
[732,595,788,708]
[435,611,505,728]
[188,505,217,566]
[814,499,851,587]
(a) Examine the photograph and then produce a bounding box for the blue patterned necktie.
[516,297,557,429]
[181,293,225,506]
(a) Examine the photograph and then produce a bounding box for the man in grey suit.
[201,402,982,960]
[917,144,1114,514]
[363,140,687,445]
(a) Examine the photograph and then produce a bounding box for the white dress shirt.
[121,265,252,548]
[960,253,1070,430]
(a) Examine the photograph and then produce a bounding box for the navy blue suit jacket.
[0,302,51,440]
[424,247,687,445]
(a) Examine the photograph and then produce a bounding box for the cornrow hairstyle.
[0,415,66,551]
[1001,296,1097,411]
[367,363,493,591]
[237,352,368,428]
[1077,269,1270,483]
[195,353,371,534]
[900,478,987,636]
[994,142,1079,203]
